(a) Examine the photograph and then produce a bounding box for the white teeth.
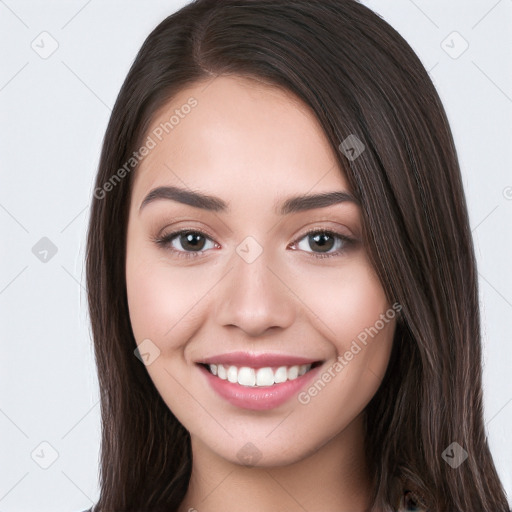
[256,367,274,386]
[238,367,256,386]
[287,366,299,380]
[274,366,288,383]
[227,365,238,383]
[207,363,313,387]
[217,364,227,380]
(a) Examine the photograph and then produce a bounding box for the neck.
[177,412,372,512]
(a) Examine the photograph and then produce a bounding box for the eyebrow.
[138,185,359,215]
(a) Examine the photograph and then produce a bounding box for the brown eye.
[306,232,336,253]
[293,229,353,259]
[154,229,217,259]
[175,231,208,251]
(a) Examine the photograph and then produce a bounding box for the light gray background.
[0,1,511,511]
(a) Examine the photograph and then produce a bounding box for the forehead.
[131,75,350,207]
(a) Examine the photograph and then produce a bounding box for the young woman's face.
[125,75,396,466]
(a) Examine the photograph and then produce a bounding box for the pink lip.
[197,362,324,411]
[197,351,322,368]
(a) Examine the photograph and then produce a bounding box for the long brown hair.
[85,1,510,510]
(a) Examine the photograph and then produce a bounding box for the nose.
[214,245,296,337]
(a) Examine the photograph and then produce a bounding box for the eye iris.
[309,232,334,253]
[180,232,205,251]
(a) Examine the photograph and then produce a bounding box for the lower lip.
[197,363,323,411]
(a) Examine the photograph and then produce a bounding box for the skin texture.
[125,75,397,512]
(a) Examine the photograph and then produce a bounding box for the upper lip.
[197,351,323,367]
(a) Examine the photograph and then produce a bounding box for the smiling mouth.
[197,361,323,388]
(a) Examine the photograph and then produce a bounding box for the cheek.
[294,256,392,348]
[125,246,210,351]
[293,257,396,424]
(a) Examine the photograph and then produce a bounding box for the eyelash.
[152,228,355,260]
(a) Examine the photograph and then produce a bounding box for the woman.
[84,1,510,510]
